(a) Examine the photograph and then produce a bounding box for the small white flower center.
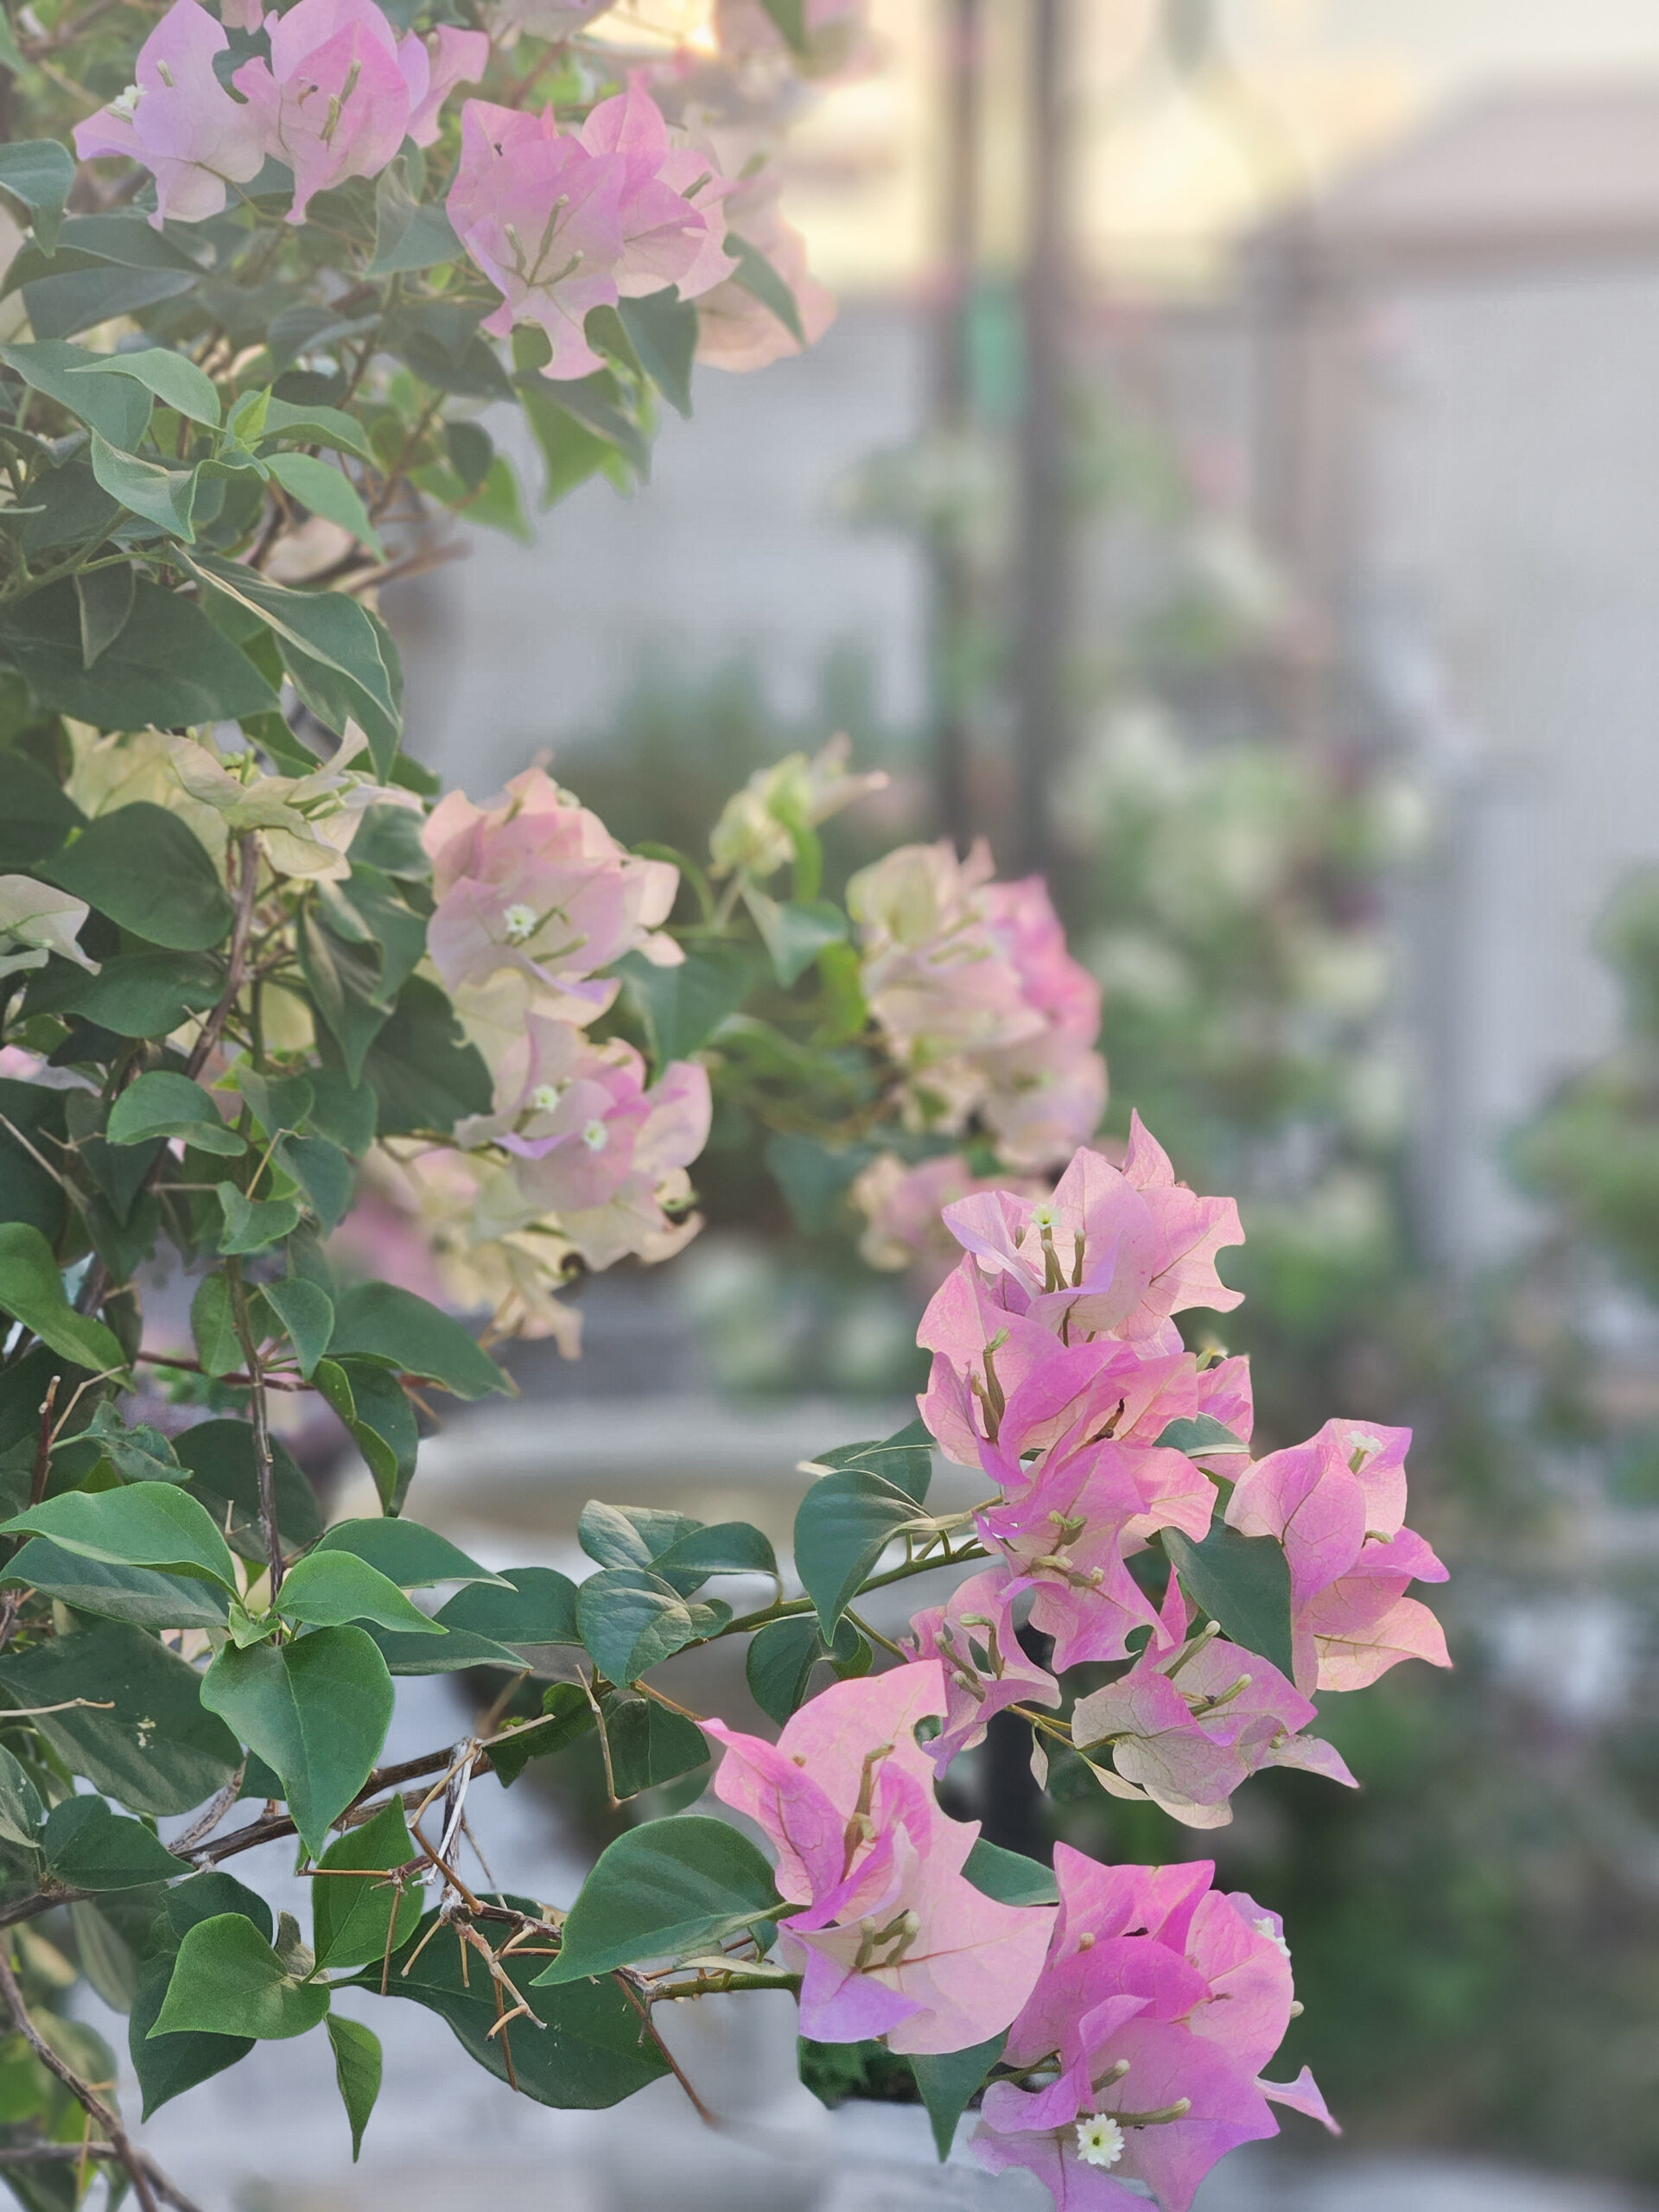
[1030,1202,1058,1229]
[1075,2115,1125,2169]
[530,1083,564,1112]
[1252,1914,1292,1959]
[111,82,142,119]
[502,902,538,944]
[582,1119,609,1152]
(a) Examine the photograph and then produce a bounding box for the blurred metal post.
[928,0,982,850]
[1013,0,1071,878]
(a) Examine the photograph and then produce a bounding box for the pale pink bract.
[232,0,423,223]
[974,1845,1336,2212]
[1225,1417,1451,1694]
[73,0,265,227]
[423,765,680,1023]
[905,1567,1059,1770]
[705,1663,1052,2054]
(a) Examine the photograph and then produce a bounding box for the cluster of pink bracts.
[74,0,834,377]
[705,1126,1449,2209]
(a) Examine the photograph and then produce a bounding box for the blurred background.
[147,3,1659,2205]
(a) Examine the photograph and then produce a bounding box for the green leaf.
[0,577,278,729]
[578,1500,699,1579]
[0,747,84,872]
[75,560,136,669]
[188,1275,243,1379]
[266,452,383,556]
[0,1075,64,1243]
[316,1357,419,1514]
[175,1418,324,1563]
[41,1794,187,1892]
[73,346,219,429]
[792,1467,924,1637]
[726,230,807,344]
[327,2015,381,2159]
[152,1913,330,2041]
[311,1802,421,1972]
[60,949,219,1037]
[0,142,76,255]
[0,338,151,448]
[0,1484,237,1588]
[617,942,754,1069]
[359,1895,671,2107]
[200,1625,393,1858]
[515,373,620,505]
[299,904,391,1084]
[107,1071,244,1155]
[17,249,197,342]
[1154,1415,1250,1457]
[910,2036,1006,2161]
[647,1520,779,1589]
[743,1613,868,1726]
[313,1518,502,1589]
[487,1681,594,1787]
[130,1955,251,2117]
[537,1816,779,1985]
[275,1551,446,1637]
[216,1181,302,1255]
[327,1281,508,1401]
[1164,1520,1294,1681]
[0,1221,126,1375]
[576,1568,704,1686]
[0,1618,242,1815]
[618,289,698,416]
[757,0,809,50]
[88,432,198,539]
[601,1693,709,1801]
[810,1417,935,1505]
[365,1619,525,1675]
[185,554,401,775]
[47,1400,181,1487]
[260,1275,334,1380]
[962,1838,1059,1907]
[258,396,376,463]
[40,802,232,950]
[359,974,492,1135]
[0,1745,43,1849]
[435,1566,580,1648]
[742,887,848,987]
[369,162,461,276]
[3,1538,230,1631]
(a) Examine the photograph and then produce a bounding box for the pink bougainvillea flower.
[404,23,488,146]
[694,162,837,372]
[917,1250,1251,1475]
[578,79,735,301]
[232,0,426,222]
[906,1567,1059,1769]
[447,99,626,379]
[1071,1581,1356,1827]
[705,1662,1052,2054]
[715,0,873,79]
[974,1844,1336,2212]
[944,1120,1244,1344]
[976,1432,1213,1670]
[423,766,681,1022]
[850,1153,1046,1287]
[74,0,266,226]
[980,1024,1109,1176]
[452,1011,710,1271]
[1225,1418,1450,1694]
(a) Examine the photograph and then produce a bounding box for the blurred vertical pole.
[1013,0,1070,878]
[929,0,982,850]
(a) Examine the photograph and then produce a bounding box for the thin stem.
[0,1944,203,2212]
[227,1262,283,1599]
